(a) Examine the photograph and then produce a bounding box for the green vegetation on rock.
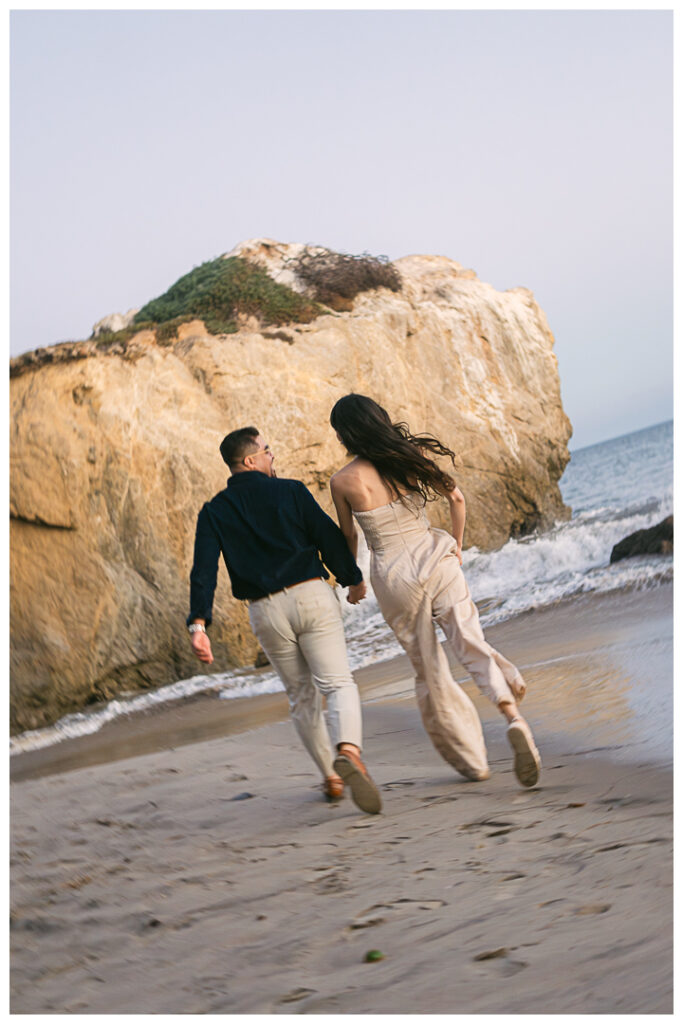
[133,256,322,337]
[92,320,157,348]
[90,248,402,349]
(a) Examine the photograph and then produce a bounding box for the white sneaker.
[507,718,541,788]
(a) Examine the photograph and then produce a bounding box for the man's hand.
[191,630,214,664]
[346,581,367,605]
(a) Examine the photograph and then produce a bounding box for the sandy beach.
[10,584,673,1013]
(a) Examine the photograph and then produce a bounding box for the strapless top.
[353,493,459,585]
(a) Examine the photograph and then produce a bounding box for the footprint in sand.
[311,868,350,894]
[491,872,526,901]
[277,987,317,1004]
[460,818,515,834]
[472,948,528,976]
[349,897,447,930]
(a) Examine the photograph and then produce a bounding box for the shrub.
[155,315,205,344]
[91,249,400,351]
[92,320,157,348]
[133,256,322,334]
[290,248,402,305]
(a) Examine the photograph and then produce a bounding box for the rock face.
[610,516,673,563]
[10,240,572,733]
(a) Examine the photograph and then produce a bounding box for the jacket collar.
[227,470,271,488]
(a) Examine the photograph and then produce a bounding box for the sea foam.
[10,421,673,756]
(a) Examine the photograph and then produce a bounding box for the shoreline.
[11,582,673,783]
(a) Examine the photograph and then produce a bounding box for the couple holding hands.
[188,393,541,815]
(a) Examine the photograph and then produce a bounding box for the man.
[187,426,382,814]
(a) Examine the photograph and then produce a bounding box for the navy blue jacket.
[188,471,362,624]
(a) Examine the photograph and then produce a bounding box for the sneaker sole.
[333,755,382,814]
[507,724,541,788]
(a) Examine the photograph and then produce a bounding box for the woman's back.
[331,457,410,512]
[354,494,460,591]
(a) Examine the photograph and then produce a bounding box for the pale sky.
[10,9,672,450]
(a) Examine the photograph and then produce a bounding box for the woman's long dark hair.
[330,394,457,503]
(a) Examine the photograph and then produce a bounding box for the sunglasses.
[242,444,273,464]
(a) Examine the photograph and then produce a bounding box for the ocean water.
[456,418,673,625]
[10,420,673,756]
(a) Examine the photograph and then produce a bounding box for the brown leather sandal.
[323,776,345,801]
[333,748,382,814]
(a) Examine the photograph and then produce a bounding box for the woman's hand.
[455,541,463,566]
[347,581,367,604]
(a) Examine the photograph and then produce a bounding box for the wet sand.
[10,585,672,1013]
[11,584,673,783]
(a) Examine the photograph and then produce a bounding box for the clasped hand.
[346,581,367,605]
[191,580,367,663]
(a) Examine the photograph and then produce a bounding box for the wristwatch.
[188,623,206,634]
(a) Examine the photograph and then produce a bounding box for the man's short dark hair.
[220,426,260,467]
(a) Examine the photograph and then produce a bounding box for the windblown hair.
[220,426,260,468]
[330,394,457,503]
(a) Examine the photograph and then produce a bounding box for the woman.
[329,393,541,787]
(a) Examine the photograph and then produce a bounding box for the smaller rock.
[610,515,673,563]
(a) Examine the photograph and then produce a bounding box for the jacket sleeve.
[187,504,221,627]
[295,482,363,587]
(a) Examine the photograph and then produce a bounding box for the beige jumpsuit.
[354,495,526,780]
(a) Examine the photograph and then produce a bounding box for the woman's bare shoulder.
[331,459,379,496]
[331,460,357,492]
[332,457,368,479]
[331,460,353,482]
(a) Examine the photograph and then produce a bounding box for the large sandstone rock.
[10,241,572,733]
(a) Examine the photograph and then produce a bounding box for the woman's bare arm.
[330,474,367,603]
[330,475,358,559]
[445,485,466,563]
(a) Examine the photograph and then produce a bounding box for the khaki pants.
[373,553,525,780]
[248,579,362,778]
